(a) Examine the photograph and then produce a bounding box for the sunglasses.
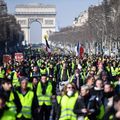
[67,87,74,89]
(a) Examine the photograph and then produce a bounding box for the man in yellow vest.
[16,77,38,120]
[36,74,55,120]
[40,63,48,76]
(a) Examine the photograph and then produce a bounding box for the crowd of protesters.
[0,53,120,120]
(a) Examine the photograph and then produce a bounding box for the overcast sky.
[5,0,103,43]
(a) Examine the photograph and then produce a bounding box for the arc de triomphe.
[15,4,56,44]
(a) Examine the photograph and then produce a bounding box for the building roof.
[16,3,56,9]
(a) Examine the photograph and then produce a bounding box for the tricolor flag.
[75,42,80,57]
[75,42,84,58]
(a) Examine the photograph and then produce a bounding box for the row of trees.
[49,0,120,55]
[0,0,24,56]
[88,0,120,55]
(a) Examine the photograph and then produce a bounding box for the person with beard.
[103,83,114,112]
[92,79,104,103]
[36,75,55,120]
[74,85,100,120]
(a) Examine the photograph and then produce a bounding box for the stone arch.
[15,4,56,44]
[29,19,42,44]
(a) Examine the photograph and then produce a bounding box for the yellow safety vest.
[40,68,47,75]
[36,82,52,106]
[96,104,105,120]
[59,92,78,120]
[111,67,119,76]
[60,69,69,81]
[1,92,17,120]
[17,90,34,119]
[57,95,62,104]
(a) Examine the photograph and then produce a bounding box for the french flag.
[75,42,84,58]
[75,42,80,57]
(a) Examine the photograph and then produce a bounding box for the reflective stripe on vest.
[59,93,78,120]
[36,82,52,106]
[17,90,34,119]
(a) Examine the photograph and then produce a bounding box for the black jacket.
[73,94,100,120]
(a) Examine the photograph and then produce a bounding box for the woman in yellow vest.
[56,82,78,120]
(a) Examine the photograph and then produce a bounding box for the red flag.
[79,46,84,59]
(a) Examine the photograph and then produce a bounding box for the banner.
[3,54,12,63]
[15,53,24,62]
